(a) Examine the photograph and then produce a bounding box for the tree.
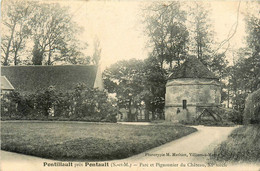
[227,6,260,112]
[188,2,214,66]
[32,40,44,65]
[103,58,167,121]
[244,7,260,91]
[59,42,90,65]
[103,59,144,121]
[144,2,189,69]
[30,3,80,65]
[228,4,260,104]
[142,57,167,119]
[92,37,102,65]
[1,0,88,66]
[1,0,34,65]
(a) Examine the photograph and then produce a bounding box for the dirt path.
[1,126,259,171]
[125,126,235,162]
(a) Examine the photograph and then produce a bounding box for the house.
[1,76,15,94]
[1,65,104,116]
[1,65,103,94]
[1,76,15,113]
[165,57,221,122]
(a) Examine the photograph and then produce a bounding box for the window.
[183,100,187,109]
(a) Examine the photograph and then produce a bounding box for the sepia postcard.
[1,0,259,171]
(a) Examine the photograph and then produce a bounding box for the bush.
[1,91,34,117]
[243,89,260,124]
[232,93,247,114]
[212,107,242,124]
[211,125,260,162]
[1,84,118,123]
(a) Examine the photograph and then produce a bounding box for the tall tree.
[59,42,90,65]
[103,59,145,121]
[144,2,189,69]
[103,58,167,121]
[188,2,214,66]
[30,3,80,65]
[1,0,34,65]
[188,2,229,94]
[92,37,102,65]
[1,0,87,66]
[227,2,260,112]
[142,57,167,119]
[245,6,260,91]
[32,40,44,65]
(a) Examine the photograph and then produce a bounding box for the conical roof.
[168,57,218,80]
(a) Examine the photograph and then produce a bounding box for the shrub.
[211,125,260,162]
[212,107,242,124]
[70,84,118,120]
[1,91,32,117]
[243,89,260,124]
[1,84,118,122]
[1,93,15,116]
[35,86,57,116]
[232,93,247,114]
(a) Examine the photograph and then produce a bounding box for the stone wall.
[165,106,196,122]
[165,78,221,122]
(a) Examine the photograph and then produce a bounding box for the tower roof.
[168,57,218,80]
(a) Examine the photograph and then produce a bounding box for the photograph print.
[0,0,259,171]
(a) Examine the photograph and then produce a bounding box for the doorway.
[182,100,187,109]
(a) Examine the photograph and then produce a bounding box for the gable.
[1,65,98,94]
[1,76,15,91]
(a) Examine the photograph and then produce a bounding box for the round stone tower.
[165,57,221,122]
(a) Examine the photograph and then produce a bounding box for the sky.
[71,0,251,70]
[16,0,258,70]
[68,1,149,70]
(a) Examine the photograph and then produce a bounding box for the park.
[1,1,259,171]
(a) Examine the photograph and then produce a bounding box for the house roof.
[168,57,218,80]
[1,76,15,91]
[1,65,98,94]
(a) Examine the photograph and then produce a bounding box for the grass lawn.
[1,121,196,161]
[211,125,260,163]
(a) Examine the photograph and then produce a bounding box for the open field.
[1,121,196,161]
[211,125,260,163]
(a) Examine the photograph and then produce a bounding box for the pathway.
[1,126,259,171]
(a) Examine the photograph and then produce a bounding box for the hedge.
[243,89,260,124]
[1,84,117,123]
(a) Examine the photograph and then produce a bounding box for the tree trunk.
[4,23,17,66]
[127,99,132,121]
[160,59,163,69]
[13,39,23,65]
[14,50,18,65]
[47,44,52,65]
[227,81,230,108]
[151,109,155,120]
[227,88,230,108]
[197,43,201,60]
[145,109,149,121]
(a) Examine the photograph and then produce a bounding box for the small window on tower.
[183,100,187,109]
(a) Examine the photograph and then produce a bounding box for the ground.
[2,124,259,171]
[0,121,196,160]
